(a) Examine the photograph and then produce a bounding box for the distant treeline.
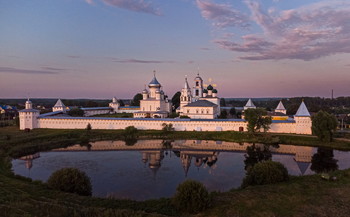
[0,98,129,109]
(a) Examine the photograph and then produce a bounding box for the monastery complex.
[19,73,312,134]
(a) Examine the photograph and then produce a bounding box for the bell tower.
[180,76,192,108]
[193,72,203,102]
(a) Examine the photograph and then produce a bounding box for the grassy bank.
[1,126,350,216]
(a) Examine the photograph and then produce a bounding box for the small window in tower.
[196,90,199,96]
[196,81,199,86]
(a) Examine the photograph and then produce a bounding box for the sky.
[1,0,350,99]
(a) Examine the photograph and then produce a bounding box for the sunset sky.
[1,0,350,99]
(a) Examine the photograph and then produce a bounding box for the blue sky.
[1,0,350,99]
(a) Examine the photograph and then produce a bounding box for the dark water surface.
[12,140,350,200]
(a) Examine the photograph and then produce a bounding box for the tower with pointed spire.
[294,101,312,134]
[180,76,192,109]
[52,99,67,113]
[275,101,286,114]
[18,99,40,130]
[244,98,256,110]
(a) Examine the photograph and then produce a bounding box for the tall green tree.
[67,108,84,117]
[131,93,143,106]
[229,107,236,117]
[244,108,272,133]
[220,98,226,106]
[312,110,338,142]
[171,91,181,110]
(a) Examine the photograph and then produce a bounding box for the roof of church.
[245,98,255,107]
[54,99,65,107]
[149,76,161,87]
[184,100,217,107]
[195,72,203,80]
[276,101,286,110]
[295,101,310,117]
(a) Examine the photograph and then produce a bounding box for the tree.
[312,110,338,142]
[229,107,236,117]
[218,110,228,119]
[244,108,272,133]
[220,98,226,107]
[172,180,211,214]
[47,168,92,196]
[131,93,143,106]
[162,123,174,132]
[311,147,338,173]
[86,123,92,131]
[171,91,181,111]
[244,144,272,171]
[123,126,138,146]
[241,161,289,188]
[68,108,85,117]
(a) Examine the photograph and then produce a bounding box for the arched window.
[196,89,199,96]
[196,81,199,86]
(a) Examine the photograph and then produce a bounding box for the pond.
[12,140,350,201]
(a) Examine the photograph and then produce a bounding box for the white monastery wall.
[83,109,111,117]
[35,116,311,134]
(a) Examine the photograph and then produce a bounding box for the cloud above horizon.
[196,0,250,28]
[86,0,161,16]
[0,67,62,75]
[197,0,350,61]
[113,58,175,64]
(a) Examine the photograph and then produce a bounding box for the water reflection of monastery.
[20,140,313,175]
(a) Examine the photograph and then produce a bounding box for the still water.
[12,140,350,200]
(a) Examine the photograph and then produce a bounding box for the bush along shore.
[1,126,350,217]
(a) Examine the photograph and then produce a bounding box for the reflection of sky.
[11,145,350,201]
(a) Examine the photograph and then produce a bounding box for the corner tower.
[294,101,312,135]
[19,99,40,130]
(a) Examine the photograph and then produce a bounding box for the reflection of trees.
[244,144,272,171]
[124,138,137,146]
[311,147,338,173]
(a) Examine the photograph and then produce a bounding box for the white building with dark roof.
[179,73,220,119]
[133,73,172,118]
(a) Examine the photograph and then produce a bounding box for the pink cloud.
[200,0,350,61]
[86,0,161,16]
[196,0,250,28]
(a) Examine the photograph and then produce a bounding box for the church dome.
[207,85,213,90]
[142,89,148,94]
[155,90,161,94]
[149,76,161,88]
[203,89,208,93]
[212,89,218,93]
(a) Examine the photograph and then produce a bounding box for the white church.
[19,72,312,134]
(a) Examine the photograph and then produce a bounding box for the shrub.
[86,123,92,131]
[242,161,289,188]
[47,168,92,196]
[172,180,211,214]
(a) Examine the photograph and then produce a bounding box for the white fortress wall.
[38,117,250,131]
[36,116,310,134]
[269,121,296,134]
